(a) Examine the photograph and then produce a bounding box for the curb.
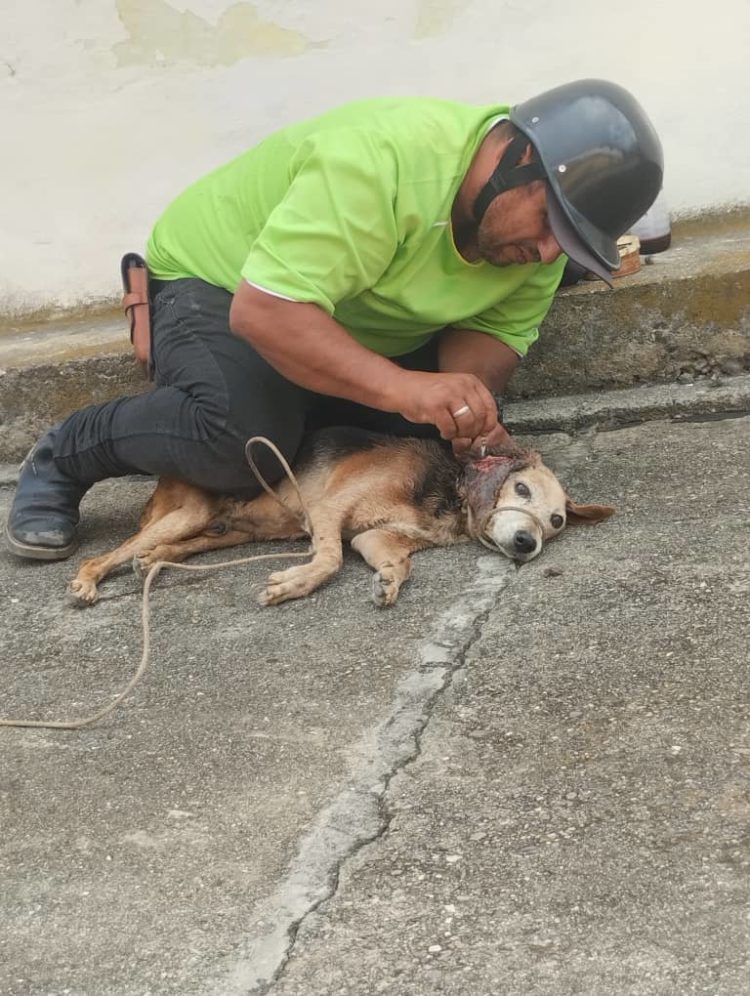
[506,373,750,435]
[2,376,748,488]
[2,224,749,462]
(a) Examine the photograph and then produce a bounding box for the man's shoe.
[5,429,88,561]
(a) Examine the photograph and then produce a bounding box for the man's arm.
[229,281,499,444]
[438,327,519,393]
[438,327,519,451]
[443,255,565,453]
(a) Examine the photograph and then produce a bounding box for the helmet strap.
[473,131,546,223]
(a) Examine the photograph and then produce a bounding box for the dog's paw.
[371,569,400,608]
[258,586,282,607]
[258,579,293,606]
[259,571,302,606]
[69,577,99,606]
[259,565,319,606]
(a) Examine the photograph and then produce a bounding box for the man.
[5,79,663,561]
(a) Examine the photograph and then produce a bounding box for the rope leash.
[468,504,548,554]
[0,437,313,731]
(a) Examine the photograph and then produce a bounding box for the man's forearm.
[230,282,407,411]
[230,281,503,444]
[438,327,519,394]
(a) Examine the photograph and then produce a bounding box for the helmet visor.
[547,187,616,287]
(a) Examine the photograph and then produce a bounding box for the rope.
[244,436,312,536]
[0,437,313,731]
[468,504,548,553]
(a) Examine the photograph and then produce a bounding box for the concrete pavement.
[1,386,749,995]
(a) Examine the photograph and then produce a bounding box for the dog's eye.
[514,482,531,498]
[551,514,564,529]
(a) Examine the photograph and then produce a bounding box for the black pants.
[54,278,441,498]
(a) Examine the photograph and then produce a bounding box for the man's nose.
[537,233,563,264]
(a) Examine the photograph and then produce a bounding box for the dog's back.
[287,429,464,533]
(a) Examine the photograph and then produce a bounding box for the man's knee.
[196,424,303,498]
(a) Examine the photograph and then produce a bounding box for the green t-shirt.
[146,97,565,357]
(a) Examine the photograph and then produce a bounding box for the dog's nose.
[513,529,537,555]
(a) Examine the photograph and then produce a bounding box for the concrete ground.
[1,385,749,995]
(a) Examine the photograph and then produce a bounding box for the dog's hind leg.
[134,527,257,572]
[135,489,309,572]
[351,529,430,607]
[69,482,217,606]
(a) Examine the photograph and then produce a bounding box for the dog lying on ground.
[69,428,614,608]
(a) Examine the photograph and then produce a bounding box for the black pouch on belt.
[121,252,153,379]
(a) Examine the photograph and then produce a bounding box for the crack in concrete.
[206,556,514,995]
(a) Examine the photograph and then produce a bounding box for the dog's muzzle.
[474,505,547,559]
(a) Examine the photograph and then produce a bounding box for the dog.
[69,428,614,608]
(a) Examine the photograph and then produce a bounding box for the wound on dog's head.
[459,453,530,534]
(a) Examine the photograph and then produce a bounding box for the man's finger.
[451,435,473,456]
[477,387,500,435]
[435,409,458,440]
[460,390,497,439]
[471,423,513,453]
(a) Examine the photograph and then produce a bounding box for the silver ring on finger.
[452,404,471,419]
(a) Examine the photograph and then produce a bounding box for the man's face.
[475,180,563,269]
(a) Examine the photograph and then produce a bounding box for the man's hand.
[390,370,499,442]
[451,421,514,458]
[434,327,518,456]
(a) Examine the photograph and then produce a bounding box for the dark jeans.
[54,278,440,498]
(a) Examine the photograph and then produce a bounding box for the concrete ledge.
[506,373,750,435]
[2,219,750,461]
[3,375,748,484]
[0,354,146,463]
[514,220,750,397]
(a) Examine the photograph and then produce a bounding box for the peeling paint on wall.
[114,0,309,66]
[414,0,464,39]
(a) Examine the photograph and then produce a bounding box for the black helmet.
[474,79,664,285]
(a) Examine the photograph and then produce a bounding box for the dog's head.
[458,446,615,562]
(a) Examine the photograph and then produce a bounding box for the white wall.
[3,0,749,318]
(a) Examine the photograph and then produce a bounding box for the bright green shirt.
[146,97,565,357]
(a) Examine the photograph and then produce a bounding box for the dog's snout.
[513,529,537,555]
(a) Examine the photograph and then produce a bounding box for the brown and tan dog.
[69,428,614,608]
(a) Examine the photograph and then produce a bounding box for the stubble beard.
[476,229,539,268]
[474,196,541,268]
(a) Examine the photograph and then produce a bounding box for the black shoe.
[5,428,88,561]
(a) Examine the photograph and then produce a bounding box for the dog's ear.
[454,442,534,465]
[565,497,616,525]
[460,453,529,530]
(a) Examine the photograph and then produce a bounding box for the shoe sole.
[4,521,79,561]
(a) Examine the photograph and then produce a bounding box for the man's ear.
[565,497,616,525]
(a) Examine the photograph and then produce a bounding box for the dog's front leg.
[351,529,429,607]
[260,507,344,606]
